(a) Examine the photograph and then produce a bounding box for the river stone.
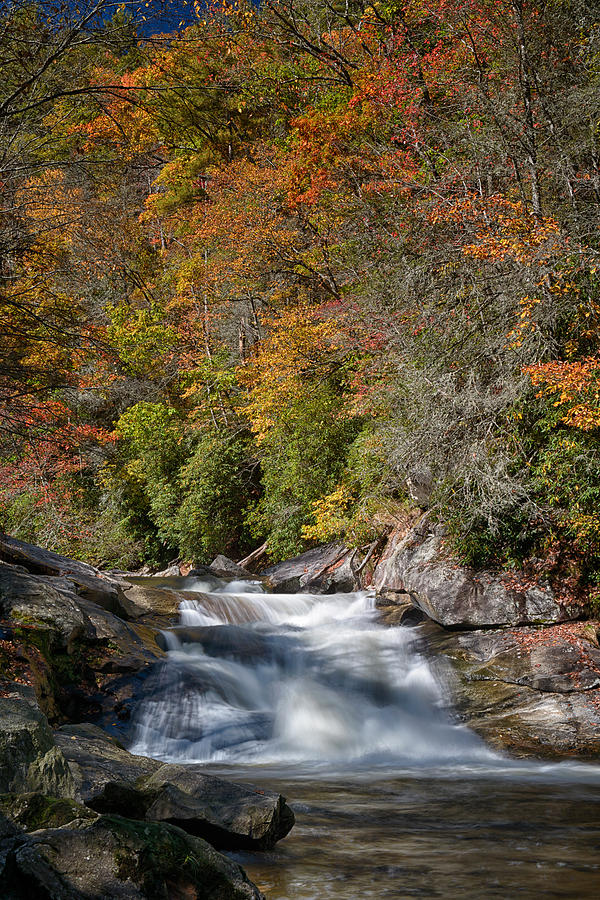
[262,542,358,593]
[54,725,295,849]
[139,763,295,851]
[0,814,264,899]
[373,525,573,627]
[0,684,74,796]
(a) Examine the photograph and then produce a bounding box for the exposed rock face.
[0,805,264,899]
[0,534,133,619]
[373,523,575,628]
[0,559,165,734]
[425,621,600,757]
[262,543,358,593]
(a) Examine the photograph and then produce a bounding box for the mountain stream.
[129,576,600,898]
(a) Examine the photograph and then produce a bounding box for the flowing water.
[129,576,600,898]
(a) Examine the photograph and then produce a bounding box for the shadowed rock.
[54,724,295,851]
[0,806,264,899]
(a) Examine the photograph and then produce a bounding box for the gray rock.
[0,813,264,899]
[427,623,600,757]
[209,555,251,578]
[54,725,295,850]
[0,566,94,648]
[373,525,573,627]
[0,685,75,796]
[140,763,295,850]
[54,724,160,812]
[262,543,358,593]
[153,564,181,578]
[0,534,132,618]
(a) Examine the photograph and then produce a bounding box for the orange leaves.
[526,358,600,431]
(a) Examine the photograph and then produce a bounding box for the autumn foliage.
[1,0,600,596]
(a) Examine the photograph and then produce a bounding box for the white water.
[130,578,497,767]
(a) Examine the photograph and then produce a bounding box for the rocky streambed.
[1,525,600,897]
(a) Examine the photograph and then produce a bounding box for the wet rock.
[427,623,600,757]
[262,543,358,593]
[0,813,264,899]
[139,764,295,851]
[54,725,295,850]
[0,685,74,796]
[376,596,426,627]
[373,524,574,627]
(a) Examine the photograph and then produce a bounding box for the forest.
[2,0,600,604]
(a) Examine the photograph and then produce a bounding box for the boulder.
[0,534,132,619]
[373,524,575,627]
[0,811,264,899]
[54,725,295,850]
[153,564,181,578]
[427,622,600,757]
[0,566,94,649]
[54,724,160,813]
[116,581,185,621]
[262,543,358,593]
[209,555,251,578]
[0,685,75,797]
[139,763,295,851]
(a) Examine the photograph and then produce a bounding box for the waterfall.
[129,577,495,768]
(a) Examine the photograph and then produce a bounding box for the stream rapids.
[129,576,600,898]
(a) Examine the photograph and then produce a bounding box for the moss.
[0,793,97,831]
[103,816,237,898]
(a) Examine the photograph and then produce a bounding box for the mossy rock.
[0,793,97,831]
[1,813,264,899]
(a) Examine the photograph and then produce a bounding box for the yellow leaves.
[239,306,341,444]
[302,484,353,541]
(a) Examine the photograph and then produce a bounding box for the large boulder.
[139,763,295,851]
[54,725,294,851]
[262,543,358,593]
[0,563,165,730]
[0,566,95,650]
[373,523,576,627]
[427,621,600,757]
[0,806,264,899]
[0,685,75,797]
[0,534,132,619]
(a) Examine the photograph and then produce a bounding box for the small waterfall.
[130,578,495,768]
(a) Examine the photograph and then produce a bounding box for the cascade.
[130,576,494,767]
